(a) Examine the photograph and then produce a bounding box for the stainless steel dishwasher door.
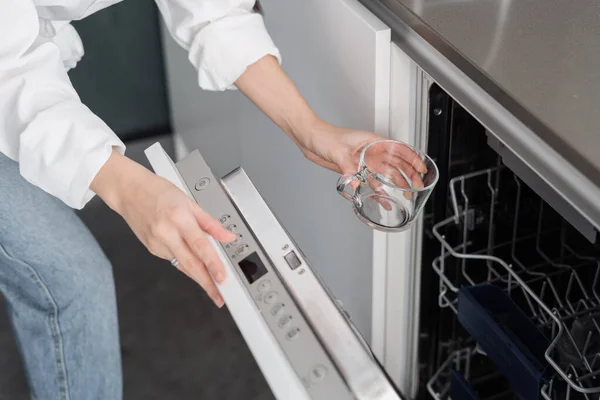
[144,142,404,400]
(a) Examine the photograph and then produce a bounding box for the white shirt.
[0,0,281,209]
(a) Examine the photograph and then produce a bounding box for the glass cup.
[336,139,438,232]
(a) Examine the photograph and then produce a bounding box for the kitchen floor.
[0,136,273,400]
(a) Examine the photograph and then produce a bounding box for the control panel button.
[226,224,237,233]
[219,215,231,224]
[278,315,293,328]
[309,365,328,383]
[233,234,243,244]
[270,302,285,316]
[286,327,300,341]
[257,280,271,293]
[284,250,302,270]
[264,291,279,304]
[194,177,211,191]
[236,244,249,255]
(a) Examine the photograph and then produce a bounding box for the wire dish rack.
[430,167,600,399]
[427,343,516,400]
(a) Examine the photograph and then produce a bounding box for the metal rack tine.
[486,169,499,279]
[589,353,600,371]
[541,381,553,400]
[566,273,580,315]
[592,314,600,336]
[546,274,567,311]
[519,284,544,323]
[459,178,475,285]
[510,176,546,278]
[594,265,600,304]
[535,200,587,295]
[563,322,595,374]
[582,331,594,359]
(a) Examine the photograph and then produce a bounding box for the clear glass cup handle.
[336,174,360,201]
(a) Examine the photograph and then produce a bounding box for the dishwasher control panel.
[174,151,353,400]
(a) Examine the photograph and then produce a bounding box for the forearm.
[90,150,149,214]
[235,55,321,145]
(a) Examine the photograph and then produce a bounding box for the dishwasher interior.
[418,84,600,400]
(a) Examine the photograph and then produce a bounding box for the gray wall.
[69,0,170,140]
[161,0,389,340]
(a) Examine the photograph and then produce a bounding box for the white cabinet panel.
[160,22,244,178]
[161,1,390,339]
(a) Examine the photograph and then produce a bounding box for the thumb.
[339,160,358,176]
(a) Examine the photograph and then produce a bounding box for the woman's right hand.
[91,150,236,307]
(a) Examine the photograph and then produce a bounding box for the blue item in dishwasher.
[450,370,480,400]
[458,284,552,400]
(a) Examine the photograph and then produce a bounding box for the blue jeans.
[0,153,122,399]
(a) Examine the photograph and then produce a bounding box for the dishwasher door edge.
[144,143,310,400]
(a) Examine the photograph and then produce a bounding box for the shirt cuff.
[189,13,282,91]
[19,101,126,210]
[73,138,126,209]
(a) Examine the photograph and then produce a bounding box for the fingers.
[364,157,425,201]
[388,159,425,190]
[120,175,232,308]
[150,201,233,308]
[368,157,425,195]
[374,193,394,211]
[408,150,428,174]
[192,205,237,243]
[167,234,225,308]
[378,162,412,189]
[384,143,428,174]
[179,217,228,285]
[366,142,428,175]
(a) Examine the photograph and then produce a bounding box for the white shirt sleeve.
[0,0,125,209]
[155,0,281,91]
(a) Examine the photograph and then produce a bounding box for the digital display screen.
[238,251,267,284]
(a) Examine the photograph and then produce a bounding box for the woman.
[0,1,423,399]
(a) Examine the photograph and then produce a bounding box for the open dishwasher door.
[144,143,404,400]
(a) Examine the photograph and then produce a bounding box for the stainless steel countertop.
[402,0,600,170]
[360,0,600,228]
[368,0,600,178]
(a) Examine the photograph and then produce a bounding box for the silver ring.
[170,258,179,267]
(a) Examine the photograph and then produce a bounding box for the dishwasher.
[144,85,598,399]
[420,84,600,400]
